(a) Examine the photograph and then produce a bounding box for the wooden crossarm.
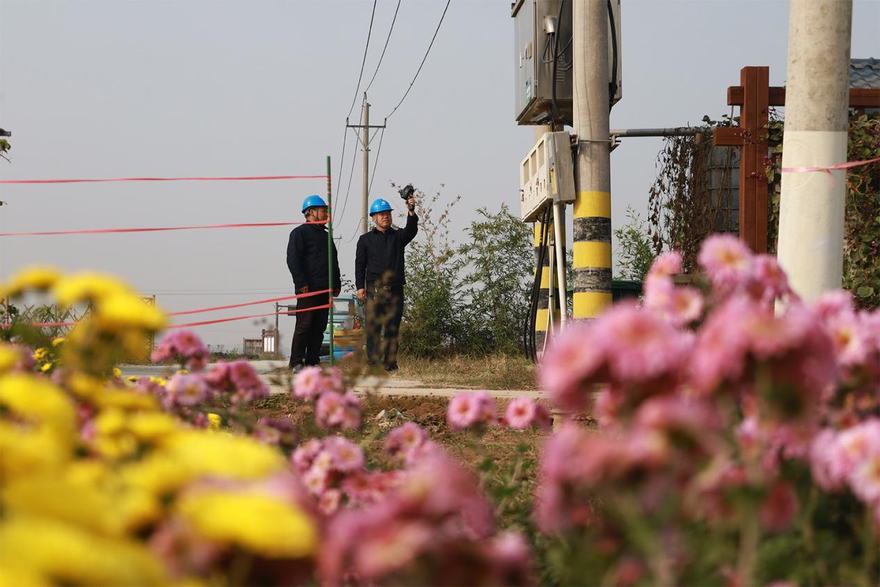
[728,86,880,108]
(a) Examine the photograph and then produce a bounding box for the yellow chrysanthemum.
[52,272,132,306]
[128,411,179,442]
[149,376,167,387]
[32,347,48,362]
[65,459,111,486]
[2,475,119,536]
[207,413,222,430]
[94,387,159,411]
[112,367,122,379]
[0,516,167,586]
[66,372,104,400]
[120,453,193,497]
[0,265,61,298]
[39,362,53,373]
[96,293,165,331]
[176,489,318,558]
[0,374,75,433]
[92,408,138,459]
[0,422,71,479]
[163,430,286,480]
[0,564,48,587]
[0,345,22,374]
[51,337,66,347]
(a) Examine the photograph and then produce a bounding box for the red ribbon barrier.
[167,289,331,317]
[166,304,333,329]
[781,156,880,186]
[0,220,328,238]
[0,174,328,185]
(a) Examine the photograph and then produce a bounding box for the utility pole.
[361,97,370,235]
[572,0,612,320]
[346,94,385,235]
[776,0,853,302]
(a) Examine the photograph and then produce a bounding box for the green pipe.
[326,156,334,366]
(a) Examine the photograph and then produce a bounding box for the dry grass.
[272,353,538,391]
[390,354,538,390]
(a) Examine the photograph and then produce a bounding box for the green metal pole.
[326,155,335,366]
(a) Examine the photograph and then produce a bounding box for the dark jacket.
[287,223,341,292]
[355,212,419,289]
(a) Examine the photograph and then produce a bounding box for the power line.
[346,0,379,120]
[386,0,452,120]
[368,128,386,195]
[364,0,403,95]
[334,119,363,228]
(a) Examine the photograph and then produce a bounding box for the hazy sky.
[1,0,878,352]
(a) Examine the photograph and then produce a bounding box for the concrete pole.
[572,0,612,319]
[777,0,852,302]
[361,94,370,235]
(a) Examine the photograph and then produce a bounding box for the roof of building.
[851,58,880,89]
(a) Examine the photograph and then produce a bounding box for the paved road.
[119,363,541,399]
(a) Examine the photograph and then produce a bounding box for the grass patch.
[391,354,537,390]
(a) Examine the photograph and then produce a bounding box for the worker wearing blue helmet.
[286,194,341,371]
[355,188,418,372]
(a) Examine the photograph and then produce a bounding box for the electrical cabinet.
[520,131,575,222]
[512,0,622,125]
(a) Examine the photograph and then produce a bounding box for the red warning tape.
[0,174,329,185]
[167,304,333,329]
[167,289,331,317]
[0,219,329,238]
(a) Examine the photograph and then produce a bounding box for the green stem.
[736,509,759,587]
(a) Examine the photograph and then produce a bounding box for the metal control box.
[520,131,575,222]
[512,0,622,125]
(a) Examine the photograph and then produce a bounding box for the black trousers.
[365,284,404,367]
[290,292,330,367]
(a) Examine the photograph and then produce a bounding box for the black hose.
[523,206,552,363]
[607,0,619,108]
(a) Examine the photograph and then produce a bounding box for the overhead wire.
[345,0,379,120]
[385,0,452,120]
[364,0,403,94]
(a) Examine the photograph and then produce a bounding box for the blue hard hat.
[302,194,327,214]
[369,198,393,216]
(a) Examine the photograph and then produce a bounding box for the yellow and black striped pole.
[573,192,611,318]
[572,0,612,319]
[534,220,551,352]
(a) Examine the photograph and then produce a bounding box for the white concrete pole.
[777,0,852,301]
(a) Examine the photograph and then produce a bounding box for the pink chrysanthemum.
[228,360,262,391]
[850,450,880,506]
[505,397,537,429]
[592,301,692,388]
[667,286,704,327]
[324,436,366,473]
[648,250,682,280]
[751,254,795,305]
[539,323,605,411]
[151,329,210,371]
[164,373,210,407]
[385,422,429,459]
[291,439,323,473]
[447,392,482,430]
[697,234,753,294]
[293,366,325,400]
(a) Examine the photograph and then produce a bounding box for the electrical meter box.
[512,0,622,125]
[520,131,575,222]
